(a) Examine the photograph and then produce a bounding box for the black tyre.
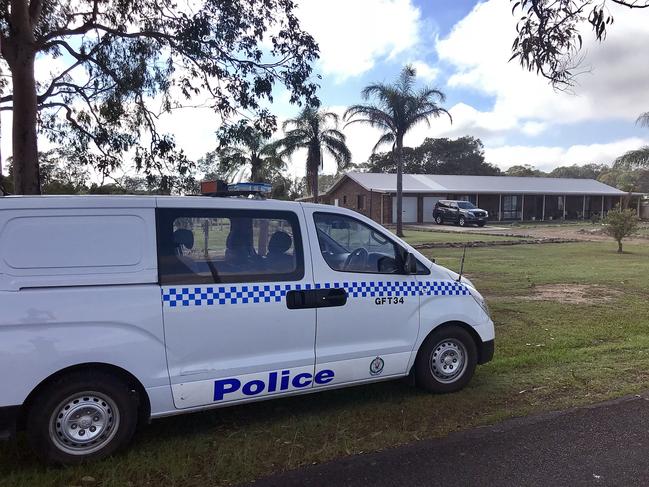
[458,216,466,227]
[26,370,139,465]
[415,326,477,393]
[435,215,443,225]
[478,222,486,227]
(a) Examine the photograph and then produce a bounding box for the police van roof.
[0,194,327,211]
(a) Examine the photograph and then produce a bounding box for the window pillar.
[521,194,525,221]
[582,195,586,220]
[542,195,546,221]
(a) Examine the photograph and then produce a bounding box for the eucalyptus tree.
[276,107,351,202]
[510,0,649,89]
[0,0,319,194]
[344,66,451,237]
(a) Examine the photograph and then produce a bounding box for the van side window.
[313,212,404,274]
[157,209,304,285]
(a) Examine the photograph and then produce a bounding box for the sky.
[2,0,649,180]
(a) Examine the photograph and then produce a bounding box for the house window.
[357,194,365,210]
[502,195,520,220]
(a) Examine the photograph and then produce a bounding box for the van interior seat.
[265,231,294,271]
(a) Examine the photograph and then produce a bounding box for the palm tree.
[617,112,649,169]
[216,128,286,183]
[344,65,451,237]
[276,106,352,202]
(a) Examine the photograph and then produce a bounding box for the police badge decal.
[369,356,385,376]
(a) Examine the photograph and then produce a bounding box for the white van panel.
[0,208,157,291]
[2,215,145,269]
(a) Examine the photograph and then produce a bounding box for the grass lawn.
[2,241,649,486]
[400,229,514,245]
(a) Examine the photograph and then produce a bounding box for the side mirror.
[404,252,418,274]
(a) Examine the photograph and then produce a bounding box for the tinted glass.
[457,201,476,209]
[157,208,304,284]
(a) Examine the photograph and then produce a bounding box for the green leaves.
[2,0,319,190]
[509,0,649,89]
[344,66,451,155]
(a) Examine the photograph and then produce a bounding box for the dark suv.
[433,200,489,227]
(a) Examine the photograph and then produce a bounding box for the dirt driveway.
[407,222,649,244]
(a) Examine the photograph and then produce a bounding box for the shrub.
[603,207,639,253]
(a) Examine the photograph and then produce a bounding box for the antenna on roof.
[457,244,467,282]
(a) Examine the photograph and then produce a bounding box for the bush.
[603,207,639,253]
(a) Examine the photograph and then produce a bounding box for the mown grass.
[1,241,649,486]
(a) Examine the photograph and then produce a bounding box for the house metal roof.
[333,172,629,196]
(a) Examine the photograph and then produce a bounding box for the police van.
[0,186,494,464]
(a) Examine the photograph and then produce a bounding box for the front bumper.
[466,215,488,223]
[0,406,20,440]
[477,339,494,365]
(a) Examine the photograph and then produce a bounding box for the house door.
[392,196,418,223]
[423,197,442,223]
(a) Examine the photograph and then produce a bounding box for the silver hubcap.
[429,339,467,383]
[49,392,119,455]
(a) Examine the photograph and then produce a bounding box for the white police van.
[0,188,494,464]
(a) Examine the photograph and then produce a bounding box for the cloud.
[296,0,422,81]
[485,137,649,171]
[434,0,649,138]
[411,60,439,82]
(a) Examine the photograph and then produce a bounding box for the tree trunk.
[5,0,41,195]
[307,144,319,203]
[250,154,261,183]
[617,240,623,254]
[395,135,404,237]
[250,155,268,254]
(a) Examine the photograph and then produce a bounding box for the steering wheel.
[343,247,369,271]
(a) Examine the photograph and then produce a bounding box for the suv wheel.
[458,216,466,227]
[415,326,477,393]
[26,370,139,465]
[435,215,443,225]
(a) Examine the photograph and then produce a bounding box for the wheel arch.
[411,320,485,373]
[20,362,151,430]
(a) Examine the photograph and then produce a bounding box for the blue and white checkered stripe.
[162,280,468,308]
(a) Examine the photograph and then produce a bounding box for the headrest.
[268,231,292,254]
[173,229,194,250]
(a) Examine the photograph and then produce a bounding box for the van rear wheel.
[26,370,139,465]
[415,326,477,393]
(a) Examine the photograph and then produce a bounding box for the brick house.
[316,172,642,225]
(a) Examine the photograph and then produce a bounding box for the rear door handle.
[286,288,348,310]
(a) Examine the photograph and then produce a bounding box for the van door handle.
[318,288,347,308]
[286,288,348,310]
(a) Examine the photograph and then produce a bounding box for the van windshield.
[457,202,476,209]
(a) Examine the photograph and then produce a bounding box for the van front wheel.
[26,370,139,465]
[415,326,477,393]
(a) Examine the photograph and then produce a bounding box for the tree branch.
[610,0,649,7]
[28,0,44,26]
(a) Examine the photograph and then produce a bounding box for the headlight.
[468,286,491,318]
